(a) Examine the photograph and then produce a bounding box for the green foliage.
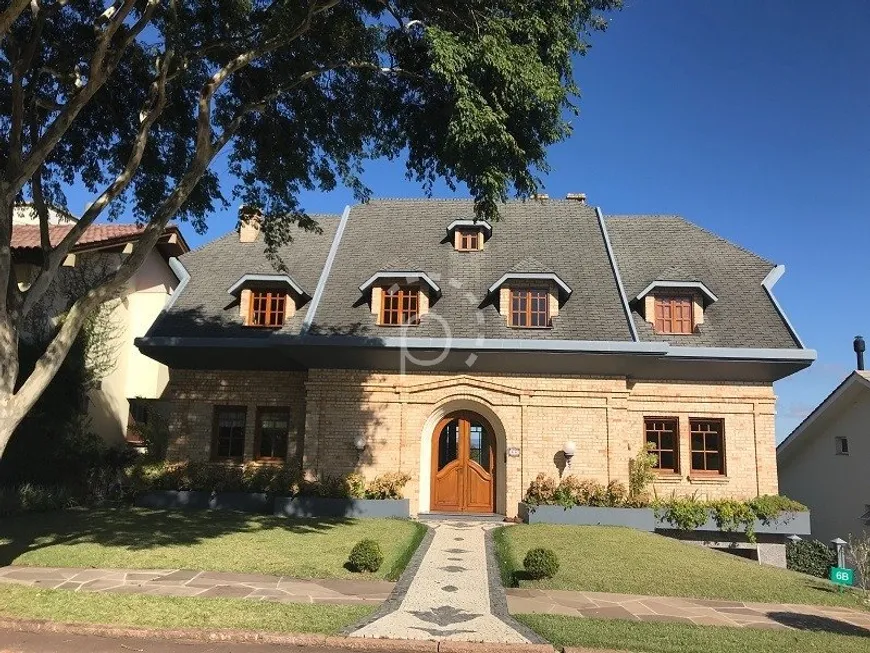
[0,484,76,516]
[127,464,410,500]
[524,473,635,508]
[363,472,412,500]
[654,496,710,531]
[348,539,384,573]
[786,539,836,579]
[655,495,808,543]
[628,442,658,503]
[523,547,560,580]
[748,495,808,522]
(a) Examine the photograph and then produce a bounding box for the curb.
[0,618,558,652]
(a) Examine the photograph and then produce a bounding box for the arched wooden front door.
[431,411,495,513]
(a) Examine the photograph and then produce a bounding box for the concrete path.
[351,521,530,644]
[0,566,392,605]
[507,588,870,635]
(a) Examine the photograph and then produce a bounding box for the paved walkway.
[507,588,870,635]
[351,521,531,644]
[0,566,392,605]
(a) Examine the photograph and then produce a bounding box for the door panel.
[431,412,495,514]
[432,419,463,512]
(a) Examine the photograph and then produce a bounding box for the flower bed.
[128,463,411,517]
[653,496,809,542]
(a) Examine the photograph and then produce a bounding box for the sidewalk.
[0,566,392,605]
[507,588,870,635]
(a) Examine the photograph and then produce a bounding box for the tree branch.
[7,0,151,194]
[0,0,29,45]
[19,46,174,319]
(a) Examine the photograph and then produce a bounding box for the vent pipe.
[855,335,865,371]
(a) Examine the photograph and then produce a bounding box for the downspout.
[301,204,351,334]
[164,257,190,311]
[596,206,638,341]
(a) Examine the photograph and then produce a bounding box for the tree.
[0,0,620,458]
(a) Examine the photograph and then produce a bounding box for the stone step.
[417,512,507,523]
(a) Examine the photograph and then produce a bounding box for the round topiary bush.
[348,539,384,573]
[523,547,559,580]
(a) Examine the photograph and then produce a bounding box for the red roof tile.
[11,224,177,251]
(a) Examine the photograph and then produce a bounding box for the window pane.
[706,452,721,472]
[438,421,459,470]
[691,433,704,450]
[468,423,491,472]
[659,451,675,471]
[660,431,674,451]
[258,410,290,459]
[215,408,246,459]
[691,452,704,471]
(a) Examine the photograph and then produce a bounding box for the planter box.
[655,511,811,536]
[518,503,656,531]
[134,491,272,514]
[274,497,410,519]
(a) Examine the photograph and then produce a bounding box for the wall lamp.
[562,440,576,469]
[354,436,368,456]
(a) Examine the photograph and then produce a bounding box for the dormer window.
[487,269,571,329]
[458,230,480,251]
[446,220,491,252]
[359,271,441,327]
[250,290,287,327]
[634,281,718,336]
[654,295,693,335]
[227,274,311,328]
[510,288,550,327]
[381,286,420,326]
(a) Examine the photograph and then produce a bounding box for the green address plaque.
[830,567,854,586]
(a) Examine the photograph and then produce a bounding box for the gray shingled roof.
[605,215,799,348]
[147,201,802,351]
[307,199,631,341]
[149,215,339,337]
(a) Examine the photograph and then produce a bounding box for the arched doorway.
[431,411,496,513]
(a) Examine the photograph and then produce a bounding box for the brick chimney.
[565,193,587,204]
[239,206,261,243]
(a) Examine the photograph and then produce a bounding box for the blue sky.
[71,0,869,441]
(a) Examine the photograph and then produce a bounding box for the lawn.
[0,508,426,581]
[516,615,870,653]
[495,524,865,609]
[0,584,371,634]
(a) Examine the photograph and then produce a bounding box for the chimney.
[565,193,587,204]
[239,206,261,243]
[855,335,865,371]
[531,193,549,201]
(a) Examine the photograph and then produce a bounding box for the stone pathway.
[351,520,531,644]
[507,588,870,635]
[0,566,392,605]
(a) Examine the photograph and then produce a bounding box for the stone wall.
[162,369,778,516]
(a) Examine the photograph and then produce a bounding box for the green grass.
[515,615,870,653]
[0,584,370,634]
[495,524,865,609]
[0,508,426,581]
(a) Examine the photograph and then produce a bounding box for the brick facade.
[162,369,778,517]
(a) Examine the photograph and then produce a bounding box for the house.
[137,196,815,518]
[777,337,870,545]
[11,207,189,446]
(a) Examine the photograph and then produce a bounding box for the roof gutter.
[596,206,638,342]
[762,265,806,349]
[164,257,190,311]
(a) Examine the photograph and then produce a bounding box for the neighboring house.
[137,196,815,518]
[777,339,870,545]
[11,208,188,446]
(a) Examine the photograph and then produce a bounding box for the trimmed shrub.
[348,539,383,573]
[523,547,560,580]
[364,472,411,500]
[787,539,836,579]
